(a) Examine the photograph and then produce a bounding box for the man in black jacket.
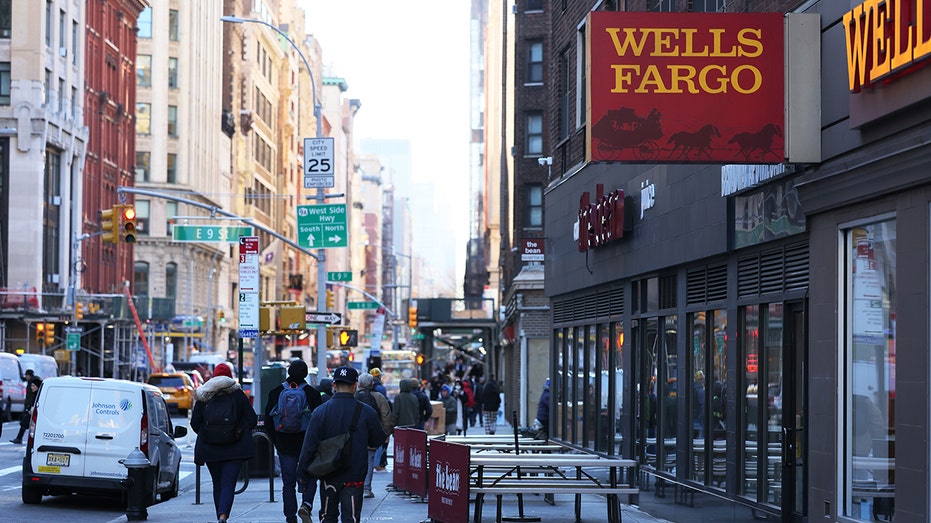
[265,360,322,523]
[298,366,386,523]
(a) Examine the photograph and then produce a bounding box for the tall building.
[134,0,229,363]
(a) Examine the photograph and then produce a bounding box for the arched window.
[166,262,178,300]
[134,261,149,297]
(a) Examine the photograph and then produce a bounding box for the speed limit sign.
[304,137,334,188]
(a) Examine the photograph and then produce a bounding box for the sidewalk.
[129,465,667,523]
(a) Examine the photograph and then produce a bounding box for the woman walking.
[190,362,257,523]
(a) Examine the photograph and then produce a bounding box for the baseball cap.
[332,366,359,384]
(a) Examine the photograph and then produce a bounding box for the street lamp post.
[361,243,412,350]
[221,15,328,377]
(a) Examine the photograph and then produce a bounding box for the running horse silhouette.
[666,124,721,160]
[728,123,783,161]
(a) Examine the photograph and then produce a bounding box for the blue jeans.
[206,459,243,519]
[363,448,376,493]
[279,452,316,521]
[319,479,364,523]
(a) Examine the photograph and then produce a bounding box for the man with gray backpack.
[265,360,322,523]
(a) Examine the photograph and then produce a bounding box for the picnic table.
[469,453,638,523]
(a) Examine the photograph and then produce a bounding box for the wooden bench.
[470,454,638,523]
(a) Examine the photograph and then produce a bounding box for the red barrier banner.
[587,11,785,163]
[407,429,429,498]
[427,440,470,523]
[392,428,410,492]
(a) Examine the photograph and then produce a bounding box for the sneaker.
[374,466,387,472]
[363,490,375,498]
[9,439,22,444]
[298,502,312,523]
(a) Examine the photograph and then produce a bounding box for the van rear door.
[31,378,92,478]
[82,381,145,479]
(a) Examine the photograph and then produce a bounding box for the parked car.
[18,354,59,379]
[22,377,187,506]
[146,372,195,414]
[0,352,26,421]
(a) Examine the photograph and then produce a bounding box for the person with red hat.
[190,362,257,523]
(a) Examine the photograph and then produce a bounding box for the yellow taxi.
[146,372,195,414]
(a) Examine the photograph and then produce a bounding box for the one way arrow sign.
[305,311,342,325]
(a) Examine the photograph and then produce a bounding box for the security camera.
[537,156,552,166]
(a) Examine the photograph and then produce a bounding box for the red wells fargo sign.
[587,12,785,164]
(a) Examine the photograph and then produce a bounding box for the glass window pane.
[166,153,177,183]
[845,220,896,520]
[135,151,149,182]
[741,304,760,500]
[613,322,624,456]
[711,310,728,489]
[168,9,179,41]
[168,58,178,89]
[690,313,707,482]
[659,316,678,473]
[167,105,177,136]
[138,8,152,39]
[137,55,151,87]
[135,103,151,134]
[166,201,177,237]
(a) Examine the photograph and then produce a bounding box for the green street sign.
[328,271,352,282]
[297,204,348,249]
[172,225,253,243]
[348,301,379,310]
[66,327,82,351]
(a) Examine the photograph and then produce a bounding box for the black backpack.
[200,392,241,445]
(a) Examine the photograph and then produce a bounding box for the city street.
[0,414,197,522]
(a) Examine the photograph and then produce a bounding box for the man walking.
[481,374,502,434]
[298,367,386,523]
[265,360,322,523]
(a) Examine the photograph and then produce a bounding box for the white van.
[18,353,59,379]
[22,377,187,506]
[0,352,26,421]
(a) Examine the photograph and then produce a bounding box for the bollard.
[122,447,151,521]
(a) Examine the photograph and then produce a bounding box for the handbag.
[304,403,362,477]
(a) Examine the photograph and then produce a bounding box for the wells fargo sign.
[587,12,784,164]
[843,0,931,92]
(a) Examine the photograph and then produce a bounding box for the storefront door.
[781,301,807,522]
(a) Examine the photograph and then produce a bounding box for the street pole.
[221,16,328,378]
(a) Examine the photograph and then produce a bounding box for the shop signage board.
[587,12,785,163]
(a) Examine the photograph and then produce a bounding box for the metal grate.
[659,275,677,309]
[686,263,727,305]
[737,242,809,298]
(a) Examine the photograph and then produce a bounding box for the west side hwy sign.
[296,204,347,248]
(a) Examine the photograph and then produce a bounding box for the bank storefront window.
[688,310,728,488]
[844,219,896,521]
[613,322,625,456]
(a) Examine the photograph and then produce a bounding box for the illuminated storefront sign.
[587,12,785,163]
[843,0,931,92]
[578,184,625,252]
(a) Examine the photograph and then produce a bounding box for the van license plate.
[46,453,70,467]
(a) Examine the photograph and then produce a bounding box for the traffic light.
[100,205,120,244]
[35,323,45,344]
[415,353,425,365]
[217,310,226,324]
[121,205,137,243]
[408,305,417,329]
[339,329,358,347]
[44,323,55,346]
[278,306,306,331]
[325,329,334,348]
[75,302,84,320]
[326,289,335,310]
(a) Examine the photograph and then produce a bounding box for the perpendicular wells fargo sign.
[587,12,785,164]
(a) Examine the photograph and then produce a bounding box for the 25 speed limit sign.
[303,137,334,188]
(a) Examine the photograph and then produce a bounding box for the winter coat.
[442,395,458,426]
[536,386,550,425]
[392,379,421,428]
[413,386,433,426]
[297,392,386,483]
[481,379,501,412]
[355,387,394,440]
[191,376,257,466]
[264,379,322,455]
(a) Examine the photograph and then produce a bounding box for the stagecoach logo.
[578,184,625,252]
[843,0,931,92]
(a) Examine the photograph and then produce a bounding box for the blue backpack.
[271,381,311,433]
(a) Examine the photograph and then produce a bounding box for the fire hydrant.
[122,447,151,521]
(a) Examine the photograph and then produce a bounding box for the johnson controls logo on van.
[93,402,120,415]
[119,399,132,411]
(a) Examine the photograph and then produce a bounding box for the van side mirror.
[173,426,188,439]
